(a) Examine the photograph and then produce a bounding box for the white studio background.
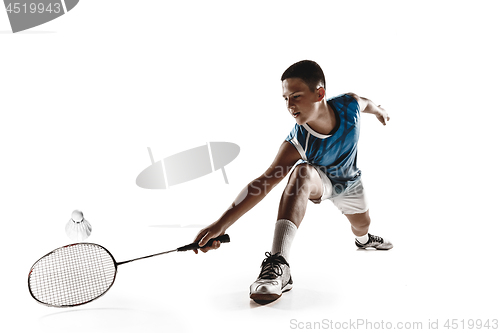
[1,1,499,332]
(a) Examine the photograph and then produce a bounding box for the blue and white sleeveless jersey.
[286,94,362,189]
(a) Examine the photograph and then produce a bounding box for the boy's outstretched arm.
[347,92,390,125]
[193,141,301,253]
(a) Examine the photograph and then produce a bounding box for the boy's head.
[281,60,326,92]
[281,60,328,126]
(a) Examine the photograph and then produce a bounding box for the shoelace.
[258,252,289,280]
[369,233,383,243]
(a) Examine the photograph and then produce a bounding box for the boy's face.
[282,78,323,126]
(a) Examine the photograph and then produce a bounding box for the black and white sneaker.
[249,252,293,303]
[355,233,393,250]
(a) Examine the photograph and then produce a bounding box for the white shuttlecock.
[65,210,92,241]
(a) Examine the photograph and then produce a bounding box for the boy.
[193,60,392,303]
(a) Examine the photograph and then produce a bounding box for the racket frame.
[28,243,118,308]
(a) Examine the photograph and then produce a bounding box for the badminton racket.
[28,234,230,308]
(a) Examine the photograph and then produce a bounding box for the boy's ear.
[317,87,326,101]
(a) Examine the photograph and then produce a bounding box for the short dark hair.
[281,60,326,92]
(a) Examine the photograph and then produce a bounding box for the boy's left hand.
[375,106,390,125]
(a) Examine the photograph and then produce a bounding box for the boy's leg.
[345,210,393,250]
[272,163,323,260]
[250,164,324,303]
[277,163,324,227]
[335,179,392,250]
[345,210,371,237]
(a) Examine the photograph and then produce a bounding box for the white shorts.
[310,165,369,215]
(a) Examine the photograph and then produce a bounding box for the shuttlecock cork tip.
[71,210,84,223]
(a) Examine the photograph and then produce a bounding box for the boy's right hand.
[193,222,227,254]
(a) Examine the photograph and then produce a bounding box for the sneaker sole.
[250,283,293,303]
[356,245,393,250]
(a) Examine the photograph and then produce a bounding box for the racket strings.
[28,243,116,307]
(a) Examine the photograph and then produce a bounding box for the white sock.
[271,219,297,262]
[356,233,369,244]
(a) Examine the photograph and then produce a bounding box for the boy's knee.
[285,164,322,198]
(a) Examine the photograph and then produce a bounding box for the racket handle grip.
[177,234,230,252]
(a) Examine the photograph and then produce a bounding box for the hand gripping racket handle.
[177,234,230,252]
